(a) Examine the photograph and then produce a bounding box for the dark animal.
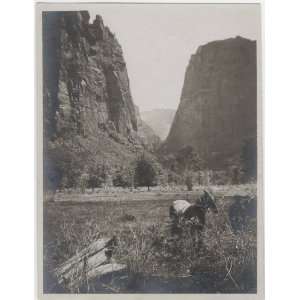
[169,190,218,234]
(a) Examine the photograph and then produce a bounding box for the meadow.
[43,184,257,293]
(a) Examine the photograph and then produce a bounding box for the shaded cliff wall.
[43,11,138,140]
[163,37,257,174]
[43,11,150,190]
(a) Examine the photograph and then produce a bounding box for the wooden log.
[54,237,126,291]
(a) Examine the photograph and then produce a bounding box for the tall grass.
[112,212,256,293]
[44,189,256,293]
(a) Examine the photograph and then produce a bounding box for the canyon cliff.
[43,11,158,190]
[163,37,257,174]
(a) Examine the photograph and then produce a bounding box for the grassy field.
[43,184,257,293]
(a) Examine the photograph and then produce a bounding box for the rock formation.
[163,37,257,174]
[141,109,176,140]
[42,11,155,190]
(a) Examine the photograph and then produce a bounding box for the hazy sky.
[89,4,260,111]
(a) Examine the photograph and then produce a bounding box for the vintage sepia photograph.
[36,1,263,298]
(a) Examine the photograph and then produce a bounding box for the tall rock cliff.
[163,37,257,172]
[43,11,150,190]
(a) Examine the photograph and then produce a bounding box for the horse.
[169,190,218,235]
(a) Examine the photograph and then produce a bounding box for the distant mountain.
[141,109,176,140]
[163,36,257,174]
[135,106,161,152]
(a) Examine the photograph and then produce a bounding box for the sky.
[89,4,261,112]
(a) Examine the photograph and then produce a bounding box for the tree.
[184,172,194,191]
[176,145,202,173]
[113,162,135,188]
[87,164,103,191]
[134,154,157,191]
[161,145,202,173]
[167,171,181,185]
[79,172,89,193]
[44,140,84,192]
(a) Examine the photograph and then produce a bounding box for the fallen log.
[54,236,126,291]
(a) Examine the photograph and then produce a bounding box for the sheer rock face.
[42,11,156,189]
[163,37,257,169]
[43,11,138,141]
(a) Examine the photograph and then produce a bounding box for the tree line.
[45,137,256,193]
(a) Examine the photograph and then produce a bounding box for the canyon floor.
[43,184,257,293]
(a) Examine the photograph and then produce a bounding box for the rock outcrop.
[42,11,152,190]
[163,37,257,173]
[43,11,139,141]
[141,109,176,140]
